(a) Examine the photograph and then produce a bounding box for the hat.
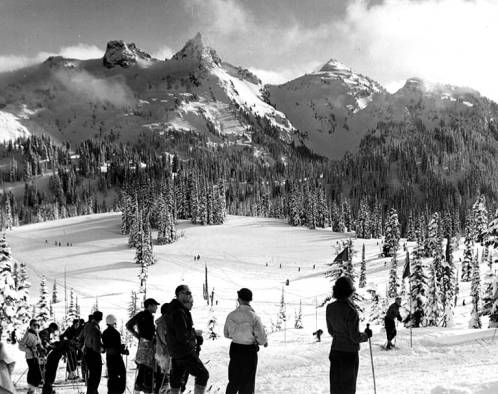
[144,298,160,308]
[237,288,253,302]
[106,314,117,325]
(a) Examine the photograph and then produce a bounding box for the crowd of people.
[2,277,409,394]
[12,284,268,394]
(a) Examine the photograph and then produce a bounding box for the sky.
[1,0,498,101]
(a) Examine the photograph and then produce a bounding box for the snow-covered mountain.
[267,59,387,158]
[0,33,296,159]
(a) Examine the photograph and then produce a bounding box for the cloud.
[249,61,322,85]
[54,69,134,107]
[0,43,104,73]
[151,45,175,60]
[333,0,498,100]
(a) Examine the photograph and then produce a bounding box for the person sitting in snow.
[384,297,402,349]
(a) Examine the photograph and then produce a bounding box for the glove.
[364,327,373,338]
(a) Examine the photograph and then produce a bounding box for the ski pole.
[367,324,377,394]
[14,367,28,386]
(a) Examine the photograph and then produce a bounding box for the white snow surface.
[0,110,31,141]
[5,214,498,393]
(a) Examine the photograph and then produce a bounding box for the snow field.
[6,214,498,393]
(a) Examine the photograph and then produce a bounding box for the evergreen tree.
[472,195,488,244]
[52,280,58,304]
[0,235,20,339]
[425,212,441,258]
[409,240,428,327]
[67,288,78,323]
[461,226,473,282]
[470,251,481,324]
[425,264,442,327]
[359,243,367,288]
[440,236,456,327]
[128,291,138,318]
[383,208,400,257]
[276,287,286,331]
[387,253,399,298]
[294,300,304,329]
[356,198,371,239]
[406,213,417,242]
[481,268,496,317]
[367,294,386,325]
[36,275,50,326]
[486,209,498,249]
[15,262,31,330]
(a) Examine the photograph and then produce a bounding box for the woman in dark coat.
[102,315,128,394]
[326,277,372,394]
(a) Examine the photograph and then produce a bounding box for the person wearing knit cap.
[103,314,128,394]
[224,288,267,394]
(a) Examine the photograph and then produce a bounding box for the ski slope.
[5,214,498,393]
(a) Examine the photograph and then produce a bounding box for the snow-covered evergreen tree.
[486,209,498,249]
[387,253,399,298]
[15,262,31,330]
[461,226,473,282]
[52,280,58,304]
[469,250,481,328]
[359,243,366,288]
[425,264,442,327]
[383,208,400,257]
[36,275,50,326]
[356,198,371,239]
[67,288,78,323]
[410,239,428,327]
[406,214,417,242]
[472,195,488,244]
[440,236,456,327]
[482,268,496,317]
[424,212,441,258]
[294,300,303,329]
[276,287,286,331]
[128,291,138,318]
[0,235,20,339]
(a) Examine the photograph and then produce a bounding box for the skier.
[384,297,402,349]
[60,319,82,380]
[313,329,323,342]
[0,342,15,394]
[103,314,128,394]
[326,277,372,394]
[165,285,209,394]
[155,303,171,394]
[82,311,104,394]
[19,319,44,394]
[126,298,160,394]
[42,338,70,394]
[39,323,59,353]
[78,315,94,383]
[223,288,268,394]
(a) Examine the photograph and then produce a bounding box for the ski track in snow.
[6,214,498,393]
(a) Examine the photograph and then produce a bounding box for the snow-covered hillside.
[6,214,498,393]
[0,110,30,141]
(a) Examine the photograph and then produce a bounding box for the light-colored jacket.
[18,329,41,360]
[224,305,267,346]
[155,315,171,372]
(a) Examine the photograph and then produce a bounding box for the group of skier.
[16,284,268,394]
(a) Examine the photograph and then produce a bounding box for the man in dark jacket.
[126,298,160,394]
[103,314,128,394]
[326,277,372,394]
[165,285,209,394]
[61,319,81,380]
[384,297,402,349]
[83,311,104,394]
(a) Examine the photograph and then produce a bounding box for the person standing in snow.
[83,311,104,394]
[103,314,128,394]
[126,298,160,394]
[384,297,403,349]
[224,288,268,394]
[165,285,209,394]
[155,303,171,394]
[19,319,44,394]
[61,318,82,380]
[0,342,16,394]
[326,277,372,394]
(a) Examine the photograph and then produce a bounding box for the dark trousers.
[384,317,397,341]
[66,346,79,373]
[329,350,359,394]
[42,350,64,394]
[84,350,102,394]
[226,343,258,394]
[135,364,154,393]
[170,354,209,389]
[27,358,43,387]
[107,354,126,394]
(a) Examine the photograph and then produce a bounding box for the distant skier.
[223,288,268,394]
[18,319,44,394]
[165,285,209,394]
[103,314,128,394]
[384,297,402,349]
[83,311,104,394]
[126,298,160,394]
[326,277,372,394]
[313,329,323,342]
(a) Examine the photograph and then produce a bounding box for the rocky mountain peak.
[170,33,222,70]
[318,58,352,74]
[103,40,152,68]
